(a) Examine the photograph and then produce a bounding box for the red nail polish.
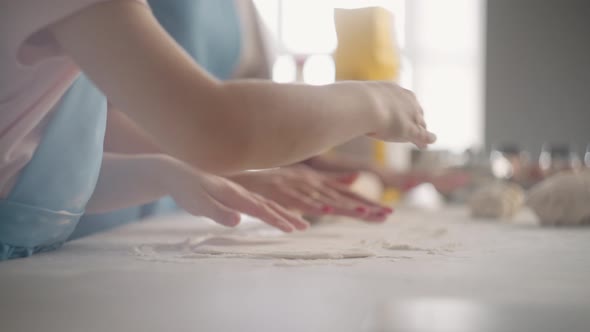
[322,205,334,213]
[382,207,394,214]
[375,212,386,218]
[402,179,421,191]
[355,206,367,214]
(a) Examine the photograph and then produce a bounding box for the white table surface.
[1,206,589,332]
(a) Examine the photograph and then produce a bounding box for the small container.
[490,144,529,180]
[539,143,581,176]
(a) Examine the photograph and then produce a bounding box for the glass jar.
[539,143,582,176]
[490,144,529,181]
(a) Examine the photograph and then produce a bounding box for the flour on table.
[380,242,431,251]
[357,239,423,248]
[134,235,375,262]
[133,212,456,263]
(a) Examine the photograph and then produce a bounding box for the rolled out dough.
[134,235,376,261]
[132,212,455,263]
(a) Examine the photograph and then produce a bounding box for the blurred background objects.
[251,0,589,201]
[254,0,485,155]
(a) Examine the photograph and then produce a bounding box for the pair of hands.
[231,165,393,222]
[164,81,431,232]
[165,160,392,233]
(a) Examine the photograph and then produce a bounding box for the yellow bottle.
[333,7,400,81]
[333,7,402,203]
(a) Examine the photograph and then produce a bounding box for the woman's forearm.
[104,108,163,155]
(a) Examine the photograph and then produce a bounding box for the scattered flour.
[133,216,457,264]
[380,242,430,251]
[134,235,375,262]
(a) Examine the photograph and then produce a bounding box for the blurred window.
[253,0,484,152]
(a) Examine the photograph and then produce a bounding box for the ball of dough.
[527,170,590,226]
[349,171,384,202]
[469,181,525,219]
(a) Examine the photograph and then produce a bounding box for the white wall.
[404,0,485,153]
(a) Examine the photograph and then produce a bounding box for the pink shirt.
[0,0,146,198]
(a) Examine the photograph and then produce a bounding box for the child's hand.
[366,82,437,148]
[230,165,393,222]
[165,158,309,233]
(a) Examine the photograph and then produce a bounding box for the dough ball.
[469,181,525,219]
[404,183,444,210]
[349,171,384,202]
[527,170,590,226]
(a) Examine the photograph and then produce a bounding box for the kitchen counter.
[1,206,589,332]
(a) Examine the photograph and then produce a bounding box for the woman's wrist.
[139,153,183,194]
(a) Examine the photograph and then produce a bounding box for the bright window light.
[254,0,406,53]
[255,0,485,152]
[272,55,296,83]
[303,55,335,85]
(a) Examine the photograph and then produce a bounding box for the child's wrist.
[361,83,389,135]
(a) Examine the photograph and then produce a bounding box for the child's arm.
[86,153,309,232]
[50,1,434,174]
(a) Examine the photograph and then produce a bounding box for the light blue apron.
[0,75,107,259]
[149,0,242,80]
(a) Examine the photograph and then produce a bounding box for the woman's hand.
[164,158,310,233]
[372,167,471,194]
[366,82,436,149]
[230,165,393,222]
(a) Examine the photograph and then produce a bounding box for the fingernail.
[321,205,334,213]
[402,179,420,191]
[225,214,241,227]
[382,207,394,214]
[355,206,368,214]
[375,212,386,218]
[429,132,437,141]
[294,217,310,230]
[282,224,295,233]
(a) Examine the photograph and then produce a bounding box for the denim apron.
[0,75,106,259]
